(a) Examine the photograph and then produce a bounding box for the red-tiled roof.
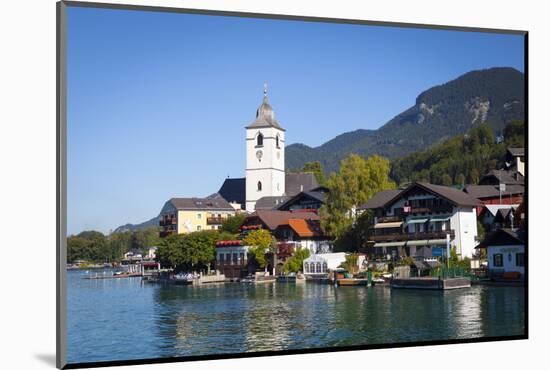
[247,210,320,231]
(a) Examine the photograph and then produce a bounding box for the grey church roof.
[218,178,246,208]
[246,88,285,131]
[285,173,319,196]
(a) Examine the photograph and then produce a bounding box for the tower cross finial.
[263,82,268,97]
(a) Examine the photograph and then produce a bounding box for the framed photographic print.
[57,1,527,368]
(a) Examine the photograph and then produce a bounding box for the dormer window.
[257,133,264,147]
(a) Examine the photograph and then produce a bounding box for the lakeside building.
[303,252,347,276]
[476,228,525,280]
[158,197,236,237]
[465,152,525,207]
[359,182,482,260]
[241,210,333,255]
[478,204,519,232]
[215,240,251,279]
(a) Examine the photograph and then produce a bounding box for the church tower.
[245,84,285,212]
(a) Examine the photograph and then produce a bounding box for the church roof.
[285,173,320,196]
[218,178,246,208]
[246,85,285,131]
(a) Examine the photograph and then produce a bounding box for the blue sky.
[66,6,524,235]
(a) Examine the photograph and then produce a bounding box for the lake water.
[67,269,525,364]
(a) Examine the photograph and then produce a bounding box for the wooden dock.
[390,277,471,290]
[84,273,142,280]
[336,278,370,286]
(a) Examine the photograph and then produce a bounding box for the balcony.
[369,230,455,242]
[207,217,224,225]
[409,206,453,214]
[377,216,403,223]
[159,218,176,227]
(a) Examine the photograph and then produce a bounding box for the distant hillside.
[113,216,159,233]
[390,120,525,186]
[286,67,525,173]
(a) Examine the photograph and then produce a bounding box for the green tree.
[67,230,109,263]
[455,173,466,188]
[108,231,132,261]
[282,248,310,273]
[220,213,247,234]
[441,174,453,186]
[333,210,373,252]
[302,161,326,185]
[156,230,219,271]
[242,229,276,269]
[320,154,395,239]
[339,253,359,275]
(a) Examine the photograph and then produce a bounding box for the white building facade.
[245,86,286,212]
[367,182,481,260]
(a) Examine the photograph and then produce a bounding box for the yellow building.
[159,197,237,237]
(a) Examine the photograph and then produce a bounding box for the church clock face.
[256,150,263,161]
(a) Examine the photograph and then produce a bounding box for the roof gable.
[247,210,320,231]
[385,182,481,209]
[478,228,525,248]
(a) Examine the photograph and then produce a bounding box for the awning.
[373,241,406,247]
[374,221,403,229]
[429,216,450,222]
[407,218,428,224]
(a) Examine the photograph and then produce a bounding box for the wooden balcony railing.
[377,215,403,223]
[207,217,224,225]
[409,206,453,214]
[369,230,455,242]
[159,218,176,226]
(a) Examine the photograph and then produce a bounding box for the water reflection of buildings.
[243,284,292,352]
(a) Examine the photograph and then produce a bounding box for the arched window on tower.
[276,135,280,148]
[257,181,262,192]
[257,133,263,147]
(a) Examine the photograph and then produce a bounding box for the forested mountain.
[286,67,525,174]
[390,120,525,186]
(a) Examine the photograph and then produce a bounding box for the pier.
[390,276,471,290]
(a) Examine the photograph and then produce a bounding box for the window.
[304,263,309,273]
[257,133,263,146]
[316,262,322,273]
[197,213,202,219]
[493,253,503,267]
[516,253,525,267]
[227,253,232,265]
[197,225,201,231]
[240,253,245,264]
[322,262,328,273]
[276,135,280,148]
[233,253,238,265]
[257,181,262,191]
[219,254,224,264]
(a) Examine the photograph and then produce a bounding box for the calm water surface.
[67,269,525,364]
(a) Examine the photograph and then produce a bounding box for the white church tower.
[245,84,285,212]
